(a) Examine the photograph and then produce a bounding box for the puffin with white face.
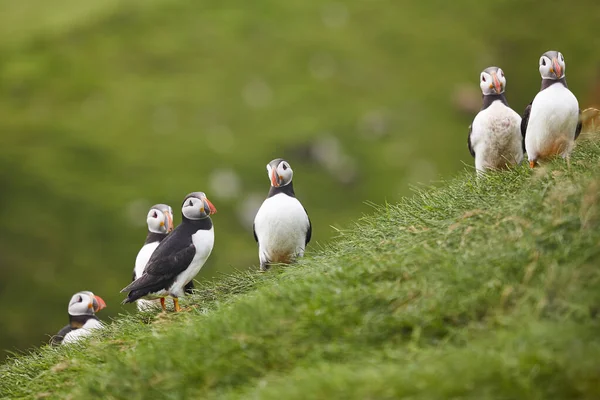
[121,192,216,312]
[50,291,106,346]
[253,158,311,271]
[467,66,523,174]
[521,50,582,167]
[132,204,194,312]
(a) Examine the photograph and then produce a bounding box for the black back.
[121,217,213,303]
[50,314,99,346]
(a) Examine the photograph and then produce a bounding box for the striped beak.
[271,169,280,187]
[552,58,563,78]
[92,295,106,312]
[491,72,502,94]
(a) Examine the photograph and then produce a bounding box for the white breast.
[134,242,163,310]
[134,242,160,279]
[470,101,523,173]
[253,193,309,265]
[62,319,103,345]
[168,227,214,297]
[525,84,579,161]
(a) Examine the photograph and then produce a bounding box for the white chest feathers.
[471,100,523,172]
[134,241,160,280]
[526,84,579,160]
[168,227,214,297]
[254,193,309,265]
[63,319,103,345]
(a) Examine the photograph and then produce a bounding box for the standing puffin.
[521,50,582,167]
[121,192,216,312]
[133,204,194,312]
[50,291,106,346]
[467,66,523,173]
[253,158,311,271]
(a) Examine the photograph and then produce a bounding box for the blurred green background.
[0,0,599,357]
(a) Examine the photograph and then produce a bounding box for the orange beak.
[271,169,280,187]
[164,211,174,232]
[204,197,217,215]
[552,58,562,78]
[93,295,106,312]
[491,72,502,94]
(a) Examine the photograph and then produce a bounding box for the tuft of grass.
[2,139,600,399]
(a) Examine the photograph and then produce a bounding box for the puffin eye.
[541,58,546,66]
[188,200,194,207]
[77,296,83,303]
[152,211,158,218]
[481,76,486,82]
[282,164,288,170]
[499,70,504,77]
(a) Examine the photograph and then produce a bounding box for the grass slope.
[2,138,600,399]
[2,0,600,354]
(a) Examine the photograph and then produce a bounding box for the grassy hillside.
[2,137,599,399]
[1,0,600,357]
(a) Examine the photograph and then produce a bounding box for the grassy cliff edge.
[1,138,600,399]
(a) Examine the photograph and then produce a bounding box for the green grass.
[2,0,600,355]
[2,137,599,399]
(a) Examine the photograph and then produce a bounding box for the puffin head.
[479,66,506,95]
[146,204,174,234]
[68,291,106,317]
[266,158,293,188]
[181,192,217,220]
[539,50,566,80]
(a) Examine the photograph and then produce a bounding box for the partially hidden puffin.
[253,158,311,271]
[521,50,582,167]
[467,66,523,174]
[133,204,194,312]
[50,291,106,346]
[121,192,216,312]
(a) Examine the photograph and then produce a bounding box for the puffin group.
[51,49,592,345]
[468,50,583,174]
[51,159,310,345]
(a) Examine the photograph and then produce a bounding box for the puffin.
[521,50,582,168]
[132,204,194,312]
[467,66,523,174]
[50,291,106,346]
[121,192,216,312]
[253,158,311,271]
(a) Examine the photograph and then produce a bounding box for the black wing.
[521,102,532,152]
[253,222,258,243]
[467,125,475,157]
[132,268,136,282]
[304,208,312,245]
[121,244,196,298]
[121,228,197,301]
[575,109,583,140]
[50,325,72,346]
